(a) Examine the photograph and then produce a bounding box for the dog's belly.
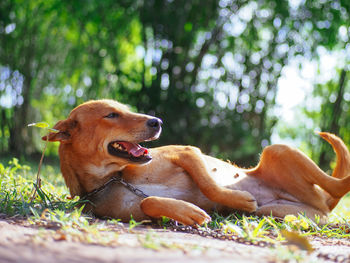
[203,155,299,207]
[227,176,298,207]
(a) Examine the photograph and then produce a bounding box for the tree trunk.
[319,69,347,167]
[8,75,34,156]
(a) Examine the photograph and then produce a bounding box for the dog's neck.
[59,158,85,197]
[58,144,89,197]
[58,144,130,197]
[59,158,124,198]
[60,163,118,198]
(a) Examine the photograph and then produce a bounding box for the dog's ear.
[42,119,77,143]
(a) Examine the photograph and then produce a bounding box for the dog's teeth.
[112,143,126,151]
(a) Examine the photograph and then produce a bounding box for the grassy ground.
[1,157,350,249]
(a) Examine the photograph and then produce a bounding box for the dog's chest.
[133,168,208,201]
[132,184,191,199]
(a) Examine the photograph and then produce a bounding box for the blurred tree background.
[0,0,349,168]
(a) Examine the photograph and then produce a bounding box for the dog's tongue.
[118,142,148,157]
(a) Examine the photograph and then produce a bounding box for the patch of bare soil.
[0,218,350,263]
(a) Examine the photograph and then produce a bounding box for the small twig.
[31,134,49,201]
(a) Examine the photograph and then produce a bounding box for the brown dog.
[43,99,350,225]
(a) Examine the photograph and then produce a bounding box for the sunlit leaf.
[28,122,50,129]
[28,122,58,133]
[281,230,314,252]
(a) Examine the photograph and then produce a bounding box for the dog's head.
[43,99,162,181]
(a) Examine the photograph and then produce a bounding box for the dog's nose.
[147,118,162,129]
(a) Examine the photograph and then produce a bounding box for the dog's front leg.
[167,146,257,213]
[140,196,211,226]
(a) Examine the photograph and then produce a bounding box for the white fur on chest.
[134,184,189,199]
[86,163,125,178]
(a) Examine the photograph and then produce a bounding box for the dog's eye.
[105,112,119,118]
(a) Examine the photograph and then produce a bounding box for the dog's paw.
[239,191,257,213]
[177,204,212,226]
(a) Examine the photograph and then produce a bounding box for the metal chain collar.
[118,177,149,198]
[82,171,149,201]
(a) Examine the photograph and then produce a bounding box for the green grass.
[1,157,350,248]
[0,158,80,216]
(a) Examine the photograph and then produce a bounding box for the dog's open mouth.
[108,141,152,163]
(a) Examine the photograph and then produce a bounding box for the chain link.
[118,177,149,198]
[82,171,149,201]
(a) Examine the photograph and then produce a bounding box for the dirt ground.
[1,218,350,263]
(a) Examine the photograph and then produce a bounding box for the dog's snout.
[147,118,162,129]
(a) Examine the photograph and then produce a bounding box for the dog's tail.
[318,132,350,209]
[318,132,350,180]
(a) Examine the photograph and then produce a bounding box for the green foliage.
[0,0,349,167]
[128,215,144,230]
[0,158,78,216]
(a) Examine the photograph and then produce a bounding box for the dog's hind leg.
[167,146,257,213]
[249,132,350,213]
